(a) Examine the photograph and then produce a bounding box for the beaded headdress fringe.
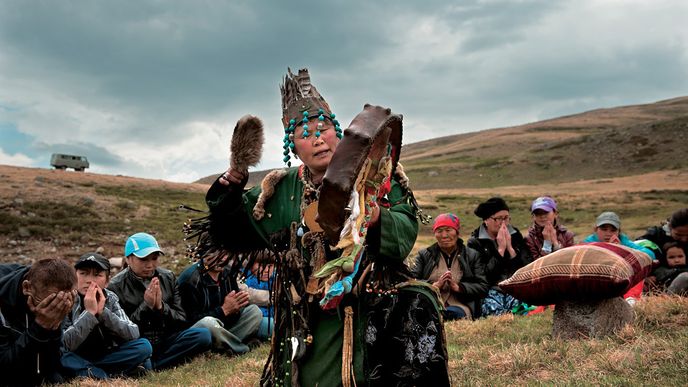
[280,68,343,167]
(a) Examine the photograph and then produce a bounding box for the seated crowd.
[411,200,688,320]
[0,232,267,384]
[1,200,686,383]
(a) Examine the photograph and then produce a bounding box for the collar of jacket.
[0,265,30,315]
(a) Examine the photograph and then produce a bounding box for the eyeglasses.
[489,216,511,223]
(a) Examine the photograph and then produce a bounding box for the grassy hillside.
[196,96,688,190]
[4,165,686,271]
[0,166,208,272]
[401,97,688,189]
[411,185,688,259]
[195,169,272,189]
[1,96,688,386]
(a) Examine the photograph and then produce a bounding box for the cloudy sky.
[1,0,687,182]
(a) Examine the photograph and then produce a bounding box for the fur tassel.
[395,162,409,189]
[230,115,264,174]
[253,169,289,220]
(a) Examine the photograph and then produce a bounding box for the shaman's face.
[293,118,339,179]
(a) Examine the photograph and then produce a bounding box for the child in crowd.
[525,196,575,260]
[583,211,656,305]
[653,242,688,295]
[639,208,688,262]
[61,252,152,379]
[240,250,276,340]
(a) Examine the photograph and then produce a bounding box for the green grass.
[0,201,123,241]
[93,185,208,272]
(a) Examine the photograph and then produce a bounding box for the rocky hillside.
[0,166,208,271]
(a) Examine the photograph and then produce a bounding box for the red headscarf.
[433,213,460,232]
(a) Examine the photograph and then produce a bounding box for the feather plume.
[296,69,312,97]
[280,68,332,128]
[230,115,264,174]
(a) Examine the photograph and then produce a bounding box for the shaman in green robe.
[205,166,449,387]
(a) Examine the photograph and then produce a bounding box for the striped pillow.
[499,242,652,305]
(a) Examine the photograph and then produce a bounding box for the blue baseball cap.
[125,232,164,258]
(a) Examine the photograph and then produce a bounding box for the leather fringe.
[342,306,356,387]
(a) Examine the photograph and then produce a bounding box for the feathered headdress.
[280,68,333,128]
[280,68,342,167]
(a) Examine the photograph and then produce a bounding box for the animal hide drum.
[317,104,403,245]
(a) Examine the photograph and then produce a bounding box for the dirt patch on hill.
[415,169,688,203]
[0,165,209,202]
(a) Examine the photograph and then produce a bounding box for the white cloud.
[0,0,686,182]
[0,148,34,167]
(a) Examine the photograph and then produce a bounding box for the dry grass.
[58,295,688,386]
[442,295,688,385]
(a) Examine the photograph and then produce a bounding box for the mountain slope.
[196,97,688,189]
[399,96,688,189]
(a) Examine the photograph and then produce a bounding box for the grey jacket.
[62,288,140,358]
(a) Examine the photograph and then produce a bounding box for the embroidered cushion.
[498,242,653,305]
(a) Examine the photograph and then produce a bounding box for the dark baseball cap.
[595,211,621,229]
[75,252,111,271]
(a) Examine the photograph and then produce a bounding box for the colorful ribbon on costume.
[316,148,394,310]
[319,256,362,310]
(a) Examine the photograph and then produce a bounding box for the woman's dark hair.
[663,241,682,253]
[26,258,77,292]
[669,208,688,229]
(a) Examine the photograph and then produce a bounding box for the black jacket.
[640,225,677,264]
[176,263,241,328]
[468,224,533,287]
[410,240,488,317]
[0,264,64,386]
[107,267,186,346]
[654,265,688,288]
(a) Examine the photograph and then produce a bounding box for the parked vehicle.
[50,153,89,171]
